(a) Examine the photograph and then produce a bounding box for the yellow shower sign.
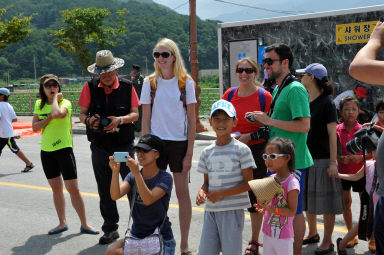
[336,21,377,44]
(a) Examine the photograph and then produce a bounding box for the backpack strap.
[258,87,266,112]
[227,86,238,102]
[150,75,187,108]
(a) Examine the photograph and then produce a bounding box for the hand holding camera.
[245,111,268,126]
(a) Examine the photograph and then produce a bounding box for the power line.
[212,0,315,15]
[172,1,189,11]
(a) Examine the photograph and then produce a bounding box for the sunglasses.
[236,68,255,74]
[262,153,287,160]
[153,52,171,58]
[262,58,281,66]
[44,83,59,88]
[134,148,158,154]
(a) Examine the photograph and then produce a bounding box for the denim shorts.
[164,237,176,255]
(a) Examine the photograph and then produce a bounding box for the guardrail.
[10,88,220,118]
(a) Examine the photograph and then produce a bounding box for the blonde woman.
[222,57,272,255]
[140,38,196,255]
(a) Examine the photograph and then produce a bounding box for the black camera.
[251,126,270,141]
[346,125,380,154]
[99,117,111,128]
[246,113,264,125]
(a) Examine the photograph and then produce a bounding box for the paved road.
[0,120,372,255]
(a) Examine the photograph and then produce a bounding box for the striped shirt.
[197,138,256,212]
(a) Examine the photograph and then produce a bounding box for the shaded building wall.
[220,8,384,112]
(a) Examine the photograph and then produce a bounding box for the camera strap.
[268,73,295,117]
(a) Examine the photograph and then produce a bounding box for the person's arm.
[207,167,252,203]
[79,106,101,130]
[349,21,384,85]
[258,189,299,217]
[125,156,167,206]
[252,111,310,133]
[109,156,131,200]
[182,102,196,172]
[196,174,208,206]
[32,114,53,132]
[141,104,151,135]
[51,94,68,119]
[337,166,364,182]
[327,122,338,177]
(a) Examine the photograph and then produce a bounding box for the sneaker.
[99,230,119,245]
[21,163,34,172]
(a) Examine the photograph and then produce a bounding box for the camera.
[251,126,270,141]
[99,117,111,128]
[346,125,380,154]
[246,113,264,125]
[113,152,129,162]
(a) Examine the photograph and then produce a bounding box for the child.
[106,134,176,255]
[254,137,299,255]
[196,100,255,255]
[336,95,365,248]
[336,149,378,254]
[0,87,34,172]
[372,100,384,132]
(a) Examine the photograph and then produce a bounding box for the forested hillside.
[0,0,219,79]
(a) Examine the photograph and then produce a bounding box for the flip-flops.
[80,226,100,235]
[48,224,68,235]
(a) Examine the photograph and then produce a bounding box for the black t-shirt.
[307,92,338,159]
[126,170,173,240]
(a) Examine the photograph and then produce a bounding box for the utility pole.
[190,0,207,132]
[33,55,37,84]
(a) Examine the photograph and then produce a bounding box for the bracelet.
[85,117,89,126]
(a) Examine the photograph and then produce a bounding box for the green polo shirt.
[33,99,72,152]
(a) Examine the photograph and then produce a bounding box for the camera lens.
[346,137,362,155]
[100,118,111,127]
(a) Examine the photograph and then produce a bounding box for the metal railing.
[10,88,220,118]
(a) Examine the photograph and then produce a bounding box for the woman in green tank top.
[32,74,99,235]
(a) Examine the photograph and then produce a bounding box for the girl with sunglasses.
[222,57,272,255]
[255,137,299,255]
[297,63,344,254]
[140,38,196,255]
[32,74,99,235]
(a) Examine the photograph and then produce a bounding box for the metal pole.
[190,0,207,132]
[34,55,36,83]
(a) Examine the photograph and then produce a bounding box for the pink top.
[78,77,140,108]
[262,174,300,239]
[336,121,363,174]
[365,160,379,210]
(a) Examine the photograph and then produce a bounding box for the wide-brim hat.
[87,50,124,75]
[248,176,282,204]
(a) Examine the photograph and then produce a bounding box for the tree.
[0,7,32,49]
[52,7,128,71]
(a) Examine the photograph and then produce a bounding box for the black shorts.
[41,147,77,180]
[247,142,268,213]
[341,176,366,192]
[157,140,188,173]
[0,137,20,155]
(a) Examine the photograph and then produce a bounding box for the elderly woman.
[222,57,272,255]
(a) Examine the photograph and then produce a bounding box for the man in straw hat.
[78,50,140,244]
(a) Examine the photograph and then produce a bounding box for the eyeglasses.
[262,58,281,66]
[153,52,171,58]
[134,148,158,154]
[236,68,255,74]
[44,83,59,88]
[262,153,287,160]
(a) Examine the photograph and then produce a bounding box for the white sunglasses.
[262,153,287,160]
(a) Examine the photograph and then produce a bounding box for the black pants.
[90,142,134,233]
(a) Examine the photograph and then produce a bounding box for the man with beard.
[251,43,313,255]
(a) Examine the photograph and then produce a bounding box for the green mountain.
[0,0,219,79]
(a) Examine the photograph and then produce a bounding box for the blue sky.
[153,0,384,22]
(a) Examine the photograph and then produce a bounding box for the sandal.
[244,240,261,255]
[368,239,376,253]
[336,238,347,255]
[21,163,34,172]
[303,233,320,245]
[80,226,100,235]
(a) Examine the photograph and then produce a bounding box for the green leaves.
[0,7,32,49]
[51,7,128,70]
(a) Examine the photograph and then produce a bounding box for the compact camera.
[114,152,129,162]
[246,113,264,125]
[346,125,380,154]
[251,126,270,141]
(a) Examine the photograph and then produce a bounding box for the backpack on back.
[150,75,187,108]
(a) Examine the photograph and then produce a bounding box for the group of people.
[2,18,384,255]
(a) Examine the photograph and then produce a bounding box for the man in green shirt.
[252,43,313,255]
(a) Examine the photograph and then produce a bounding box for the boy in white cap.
[195,99,255,255]
[0,88,34,172]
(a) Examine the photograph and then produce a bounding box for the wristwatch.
[120,117,124,125]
